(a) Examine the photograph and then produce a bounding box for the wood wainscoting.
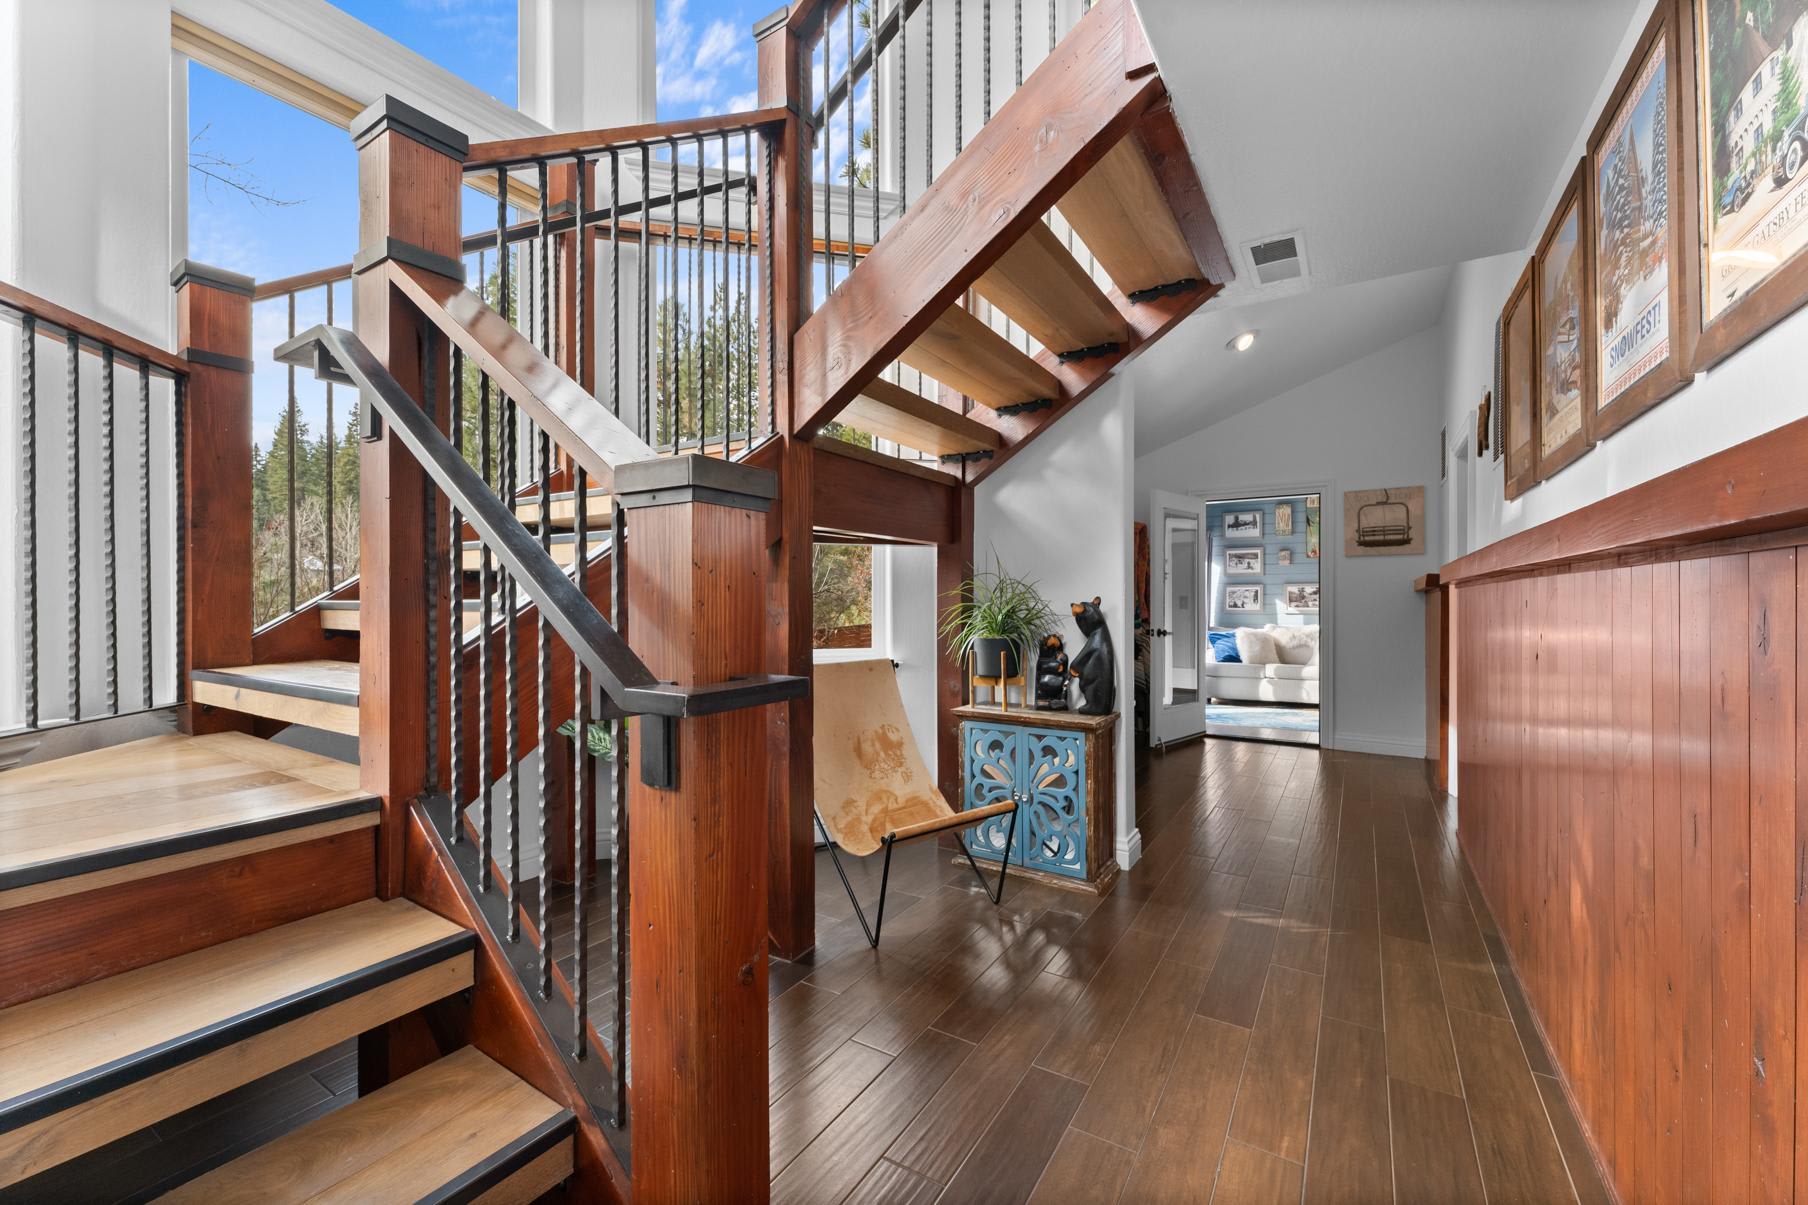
[1442,415,1808,1204]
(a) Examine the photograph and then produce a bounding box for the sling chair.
[813,658,1019,947]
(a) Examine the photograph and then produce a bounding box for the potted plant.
[939,567,1059,683]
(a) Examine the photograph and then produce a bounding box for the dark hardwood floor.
[766,737,1610,1204]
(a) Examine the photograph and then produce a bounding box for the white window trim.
[813,544,891,664]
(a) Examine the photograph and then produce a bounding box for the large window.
[812,542,884,656]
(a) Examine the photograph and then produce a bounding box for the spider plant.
[938,566,1059,679]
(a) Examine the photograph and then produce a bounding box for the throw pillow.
[1206,630,1241,663]
[1267,625,1318,666]
[1234,628,1276,665]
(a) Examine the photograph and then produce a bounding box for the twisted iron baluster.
[138,363,152,709]
[19,318,38,730]
[66,334,81,722]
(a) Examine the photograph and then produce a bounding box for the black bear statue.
[1034,634,1070,710]
[1068,597,1117,716]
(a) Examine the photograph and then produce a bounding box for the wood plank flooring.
[767,738,1610,1204]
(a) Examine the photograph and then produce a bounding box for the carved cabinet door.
[962,722,1019,860]
[1018,727,1086,878]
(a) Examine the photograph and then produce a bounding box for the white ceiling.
[1127,0,1641,452]
[1130,264,1454,455]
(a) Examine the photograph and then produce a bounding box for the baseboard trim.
[1330,732,1427,759]
[1115,829,1143,870]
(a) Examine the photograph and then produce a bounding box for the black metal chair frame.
[814,803,1020,948]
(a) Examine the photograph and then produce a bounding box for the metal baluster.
[537,422,553,996]
[742,130,754,448]
[449,348,465,842]
[639,145,651,445]
[871,10,881,253]
[65,333,81,722]
[286,292,298,610]
[173,375,186,698]
[925,0,935,187]
[607,153,621,424]
[721,131,733,459]
[324,283,336,587]
[764,135,777,434]
[100,348,117,714]
[847,0,856,282]
[822,27,832,291]
[423,331,440,794]
[667,138,679,449]
[1049,0,1055,57]
[504,386,521,939]
[693,137,706,453]
[573,465,591,1060]
[609,499,628,1095]
[899,0,909,210]
[983,0,992,123]
[1015,0,1023,87]
[478,366,495,888]
[19,317,38,730]
[138,363,152,709]
[955,0,963,154]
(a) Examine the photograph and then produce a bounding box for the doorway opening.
[1146,490,1321,749]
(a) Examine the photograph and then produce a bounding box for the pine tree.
[1771,53,1804,160]
[1647,74,1669,233]
[1599,147,1637,318]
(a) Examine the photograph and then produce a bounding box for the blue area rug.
[1205,703,1319,733]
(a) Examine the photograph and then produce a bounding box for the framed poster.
[1687,0,1808,368]
[1222,511,1262,540]
[1589,2,1696,439]
[1500,259,1538,498]
[1225,547,1264,576]
[1305,501,1320,559]
[1282,584,1320,614]
[1223,585,1264,612]
[1274,503,1294,536]
[1535,160,1596,481]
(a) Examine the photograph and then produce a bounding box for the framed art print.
[1223,585,1264,613]
[1222,511,1262,540]
[1500,259,1538,498]
[1225,547,1264,576]
[1589,0,1696,439]
[1686,0,1808,368]
[1535,160,1596,481]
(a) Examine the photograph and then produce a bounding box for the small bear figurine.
[1035,634,1070,711]
[1068,597,1117,716]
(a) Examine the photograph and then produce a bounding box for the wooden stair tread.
[190,660,360,737]
[159,1047,573,1204]
[897,304,1062,409]
[1056,136,1200,296]
[972,220,1130,354]
[0,899,473,1185]
[838,379,1001,456]
[320,599,487,637]
[461,531,610,572]
[0,733,375,908]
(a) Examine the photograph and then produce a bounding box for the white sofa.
[1203,625,1319,706]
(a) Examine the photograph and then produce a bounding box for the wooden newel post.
[172,261,255,737]
[617,455,775,1203]
[350,96,467,899]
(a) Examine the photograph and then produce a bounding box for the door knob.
[1153,627,1172,637]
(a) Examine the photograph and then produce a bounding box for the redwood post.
[350,96,466,899]
[937,485,975,803]
[757,7,818,960]
[172,261,255,737]
[617,455,775,1202]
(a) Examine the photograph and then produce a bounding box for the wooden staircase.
[0,736,573,1198]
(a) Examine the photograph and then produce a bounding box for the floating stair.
[159,1046,573,1204]
[321,597,499,636]
[190,660,360,736]
[897,303,1062,410]
[0,898,473,1186]
[1056,136,1201,298]
[461,530,610,573]
[972,219,1130,356]
[838,378,1001,458]
[0,732,376,913]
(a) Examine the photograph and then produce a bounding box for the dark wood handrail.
[0,281,190,378]
[253,264,352,301]
[464,107,790,170]
[383,261,655,489]
[276,322,807,719]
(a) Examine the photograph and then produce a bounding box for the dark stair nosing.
[189,668,359,709]
[461,532,612,550]
[0,930,476,1134]
[426,1108,576,1205]
[0,795,381,894]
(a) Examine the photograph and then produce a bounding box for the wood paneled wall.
[1454,545,1803,1204]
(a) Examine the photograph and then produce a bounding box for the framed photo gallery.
[1497,0,1808,496]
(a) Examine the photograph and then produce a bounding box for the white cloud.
[658,0,756,112]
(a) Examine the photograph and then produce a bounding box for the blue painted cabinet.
[957,706,1118,888]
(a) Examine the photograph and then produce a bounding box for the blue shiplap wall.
[1205,496,1320,629]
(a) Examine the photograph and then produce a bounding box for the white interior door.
[1149,489,1210,746]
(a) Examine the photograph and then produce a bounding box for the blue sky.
[189,0,759,449]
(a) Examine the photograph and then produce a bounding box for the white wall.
[1439,0,1808,554]
[884,545,941,772]
[1136,326,1445,759]
[975,375,1140,868]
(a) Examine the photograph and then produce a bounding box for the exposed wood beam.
[838,379,1002,456]
[897,305,1064,410]
[1056,136,1201,297]
[811,440,960,545]
[972,221,1131,355]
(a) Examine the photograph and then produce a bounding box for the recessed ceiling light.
[1227,330,1258,352]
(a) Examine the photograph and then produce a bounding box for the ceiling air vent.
[1243,233,1307,286]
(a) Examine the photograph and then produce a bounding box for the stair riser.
[0,954,472,1187]
[190,680,360,737]
[0,826,376,1009]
